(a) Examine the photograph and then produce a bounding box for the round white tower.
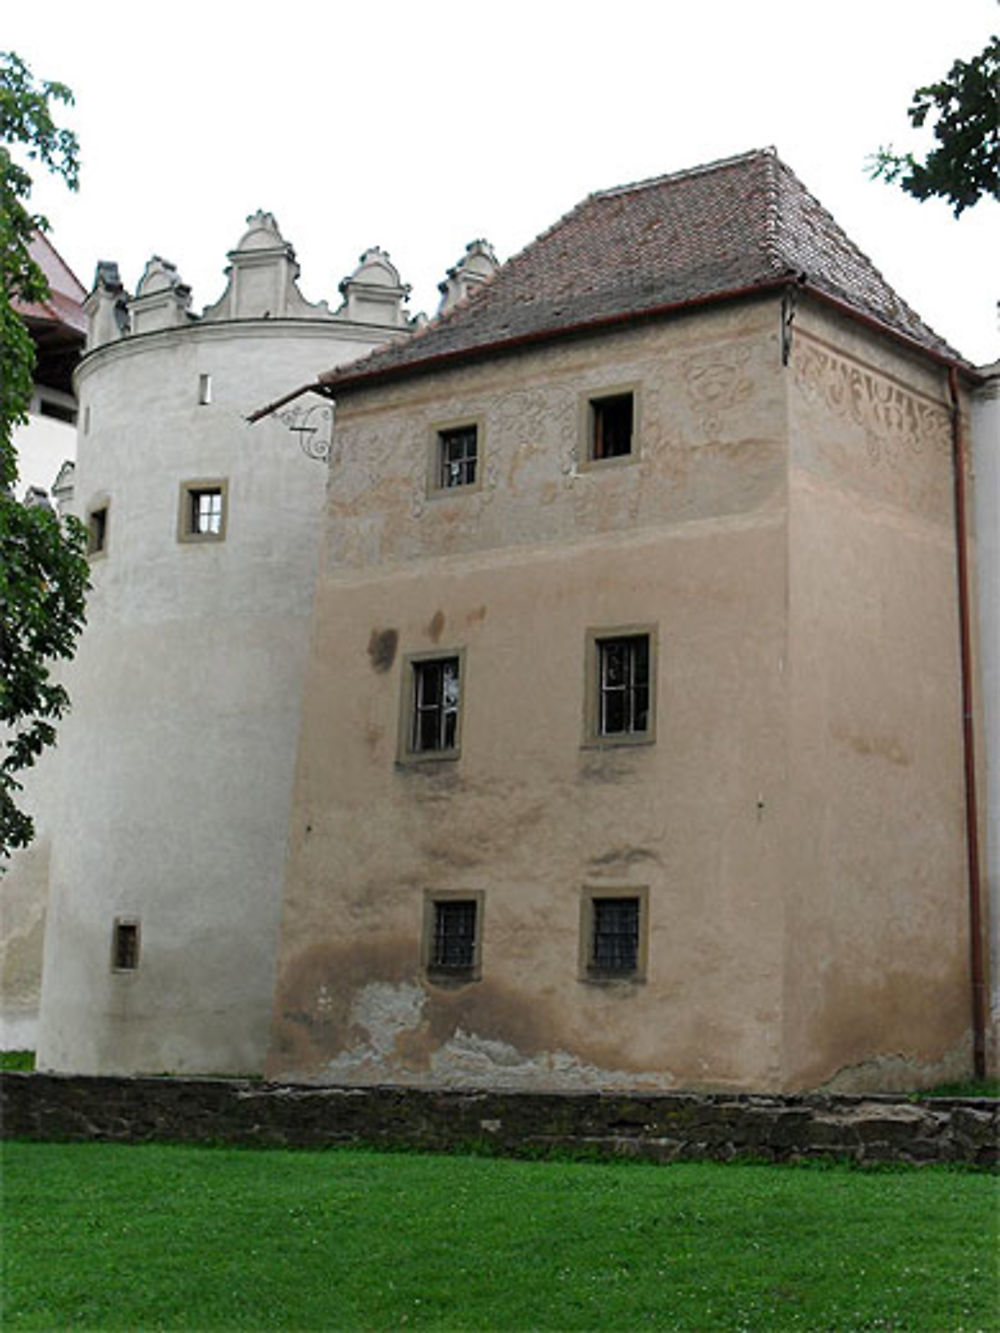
[34,214,412,1074]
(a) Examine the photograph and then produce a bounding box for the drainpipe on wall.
[948,364,987,1080]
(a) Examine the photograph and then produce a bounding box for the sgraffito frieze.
[792,338,951,467]
[680,346,754,438]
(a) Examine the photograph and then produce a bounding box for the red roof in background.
[15,231,87,338]
[319,148,963,395]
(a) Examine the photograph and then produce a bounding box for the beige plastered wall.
[782,301,974,1091]
[270,300,793,1091]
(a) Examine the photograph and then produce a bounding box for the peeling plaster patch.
[348,982,426,1057]
[830,721,910,767]
[817,1037,971,1094]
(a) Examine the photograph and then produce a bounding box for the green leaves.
[870,36,1000,216]
[1,52,87,856]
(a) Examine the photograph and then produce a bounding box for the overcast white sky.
[6,0,998,363]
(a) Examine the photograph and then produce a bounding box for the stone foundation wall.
[2,1074,996,1166]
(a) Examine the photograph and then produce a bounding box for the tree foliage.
[1,51,89,856]
[870,35,1000,216]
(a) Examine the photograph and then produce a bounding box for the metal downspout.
[948,364,987,1079]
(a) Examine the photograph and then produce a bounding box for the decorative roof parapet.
[84,261,130,351]
[437,240,499,315]
[201,211,335,323]
[335,247,412,329]
[128,257,192,335]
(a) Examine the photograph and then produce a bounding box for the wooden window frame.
[578,386,640,470]
[583,625,657,748]
[398,648,466,763]
[427,419,483,496]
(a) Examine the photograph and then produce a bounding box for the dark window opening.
[411,657,460,753]
[87,505,108,555]
[39,399,77,424]
[112,920,139,971]
[590,897,639,975]
[431,899,478,973]
[438,425,478,488]
[598,635,650,736]
[590,393,633,460]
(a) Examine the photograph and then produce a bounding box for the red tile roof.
[319,149,962,395]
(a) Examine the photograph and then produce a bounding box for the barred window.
[191,488,223,534]
[424,893,482,981]
[432,900,478,970]
[591,897,639,975]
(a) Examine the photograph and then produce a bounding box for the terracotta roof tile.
[320,149,961,393]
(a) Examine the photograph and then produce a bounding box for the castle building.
[265,150,996,1093]
[4,153,995,1092]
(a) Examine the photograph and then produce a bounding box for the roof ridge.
[594,147,776,201]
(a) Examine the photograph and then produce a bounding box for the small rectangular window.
[438,425,478,489]
[424,892,483,981]
[111,919,140,972]
[598,635,649,736]
[178,479,228,543]
[407,655,461,756]
[87,503,108,556]
[198,373,212,405]
[590,393,633,460]
[580,887,647,982]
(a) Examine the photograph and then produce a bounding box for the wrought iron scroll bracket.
[277,403,334,463]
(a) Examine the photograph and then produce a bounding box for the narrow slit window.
[438,425,478,489]
[590,393,633,460]
[87,504,108,556]
[112,920,140,971]
[198,373,212,405]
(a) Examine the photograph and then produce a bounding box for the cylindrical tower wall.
[35,320,375,1074]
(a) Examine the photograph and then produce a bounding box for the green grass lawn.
[2,1142,997,1331]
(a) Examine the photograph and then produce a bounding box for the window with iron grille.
[111,919,140,971]
[410,655,461,754]
[598,634,650,736]
[437,425,478,489]
[178,479,228,543]
[589,392,634,460]
[580,888,647,982]
[424,892,482,981]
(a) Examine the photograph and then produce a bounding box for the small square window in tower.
[598,634,650,736]
[437,425,478,489]
[410,656,461,754]
[590,897,639,976]
[589,393,633,460]
[178,479,228,543]
[191,488,223,535]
